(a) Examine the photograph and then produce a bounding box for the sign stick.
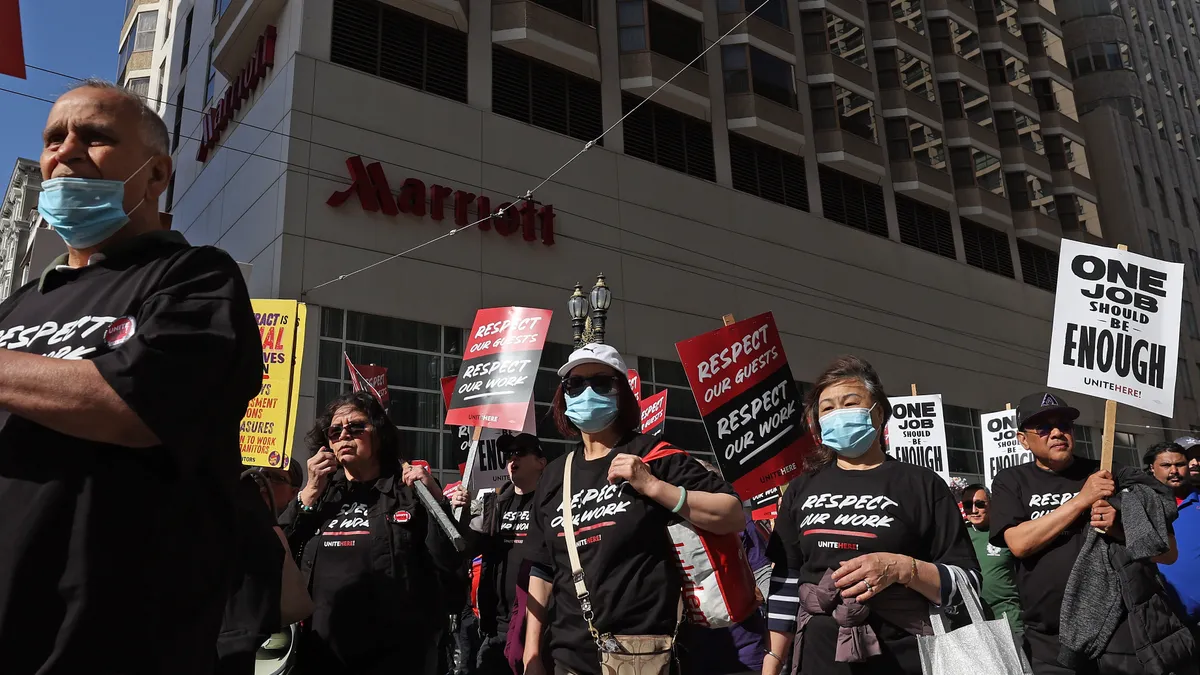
[911,384,918,396]
[722,313,736,327]
[1097,244,1128,474]
[1005,403,1011,410]
[401,460,466,552]
[456,425,486,521]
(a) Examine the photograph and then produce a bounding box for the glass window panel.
[317,380,345,413]
[535,403,567,442]
[661,385,701,419]
[619,27,647,51]
[397,429,441,468]
[346,311,441,351]
[948,448,982,474]
[386,390,443,429]
[828,14,869,68]
[652,359,691,387]
[943,404,975,426]
[892,0,924,34]
[534,368,561,405]
[667,420,713,454]
[343,344,441,390]
[542,342,576,370]
[319,339,343,379]
[443,326,465,357]
[321,307,344,338]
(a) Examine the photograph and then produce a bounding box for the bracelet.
[671,486,687,514]
[298,496,315,513]
[906,556,918,585]
[765,649,784,663]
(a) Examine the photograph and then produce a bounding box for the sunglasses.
[562,375,622,397]
[963,499,988,510]
[326,421,370,440]
[1023,420,1073,437]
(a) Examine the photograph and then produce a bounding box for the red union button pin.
[104,316,137,347]
[392,510,412,523]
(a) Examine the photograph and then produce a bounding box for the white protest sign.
[454,401,538,499]
[1048,240,1183,417]
[980,409,1033,489]
[886,394,950,484]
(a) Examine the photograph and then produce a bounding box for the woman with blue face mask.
[762,355,980,675]
[519,344,745,675]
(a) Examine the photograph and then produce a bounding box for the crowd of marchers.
[0,79,1197,675]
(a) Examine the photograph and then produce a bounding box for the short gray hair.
[66,78,171,156]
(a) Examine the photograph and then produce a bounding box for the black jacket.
[280,467,464,631]
[468,482,517,635]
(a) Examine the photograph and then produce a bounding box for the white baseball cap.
[557,343,628,377]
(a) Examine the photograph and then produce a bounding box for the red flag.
[344,352,390,407]
[0,0,26,79]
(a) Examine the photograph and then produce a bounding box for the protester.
[960,483,1023,635]
[764,355,980,675]
[255,461,304,515]
[1146,442,1200,628]
[0,79,262,672]
[989,393,1189,674]
[451,432,548,675]
[521,344,744,675]
[1179,438,1200,489]
[677,459,771,675]
[281,391,463,675]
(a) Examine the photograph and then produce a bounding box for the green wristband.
[671,486,687,514]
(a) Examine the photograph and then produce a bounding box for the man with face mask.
[0,81,262,672]
[989,393,1189,675]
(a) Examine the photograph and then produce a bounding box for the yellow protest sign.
[241,300,308,468]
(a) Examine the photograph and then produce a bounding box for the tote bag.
[917,566,1032,675]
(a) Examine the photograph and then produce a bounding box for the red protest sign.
[628,370,642,402]
[0,0,26,80]
[445,306,551,431]
[676,312,811,499]
[639,389,668,437]
[345,353,390,407]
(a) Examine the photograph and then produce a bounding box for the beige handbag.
[561,452,677,675]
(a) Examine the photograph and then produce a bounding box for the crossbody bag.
[561,450,677,675]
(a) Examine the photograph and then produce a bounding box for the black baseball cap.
[497,433,543,459]
[1015,392,1080,430]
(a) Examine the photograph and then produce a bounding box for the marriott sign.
[326,156,556,246]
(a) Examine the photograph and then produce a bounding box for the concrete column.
[704,2,733,188]
[596,0,624,153]
[467,0,493,111]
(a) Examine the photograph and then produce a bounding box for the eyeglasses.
[963,499,988,510]
[562,375,622,397]
[326,421,370,440]
[1024,420,1073,437]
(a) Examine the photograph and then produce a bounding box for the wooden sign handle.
[911,384,918,396]
[1099,399,1117,473]
[1005,403,1011,410]
[722,314,736,326]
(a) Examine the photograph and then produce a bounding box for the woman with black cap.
[521,343,745,675]
[281,391,463,675]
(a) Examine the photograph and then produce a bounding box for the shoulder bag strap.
[562,452,613,649]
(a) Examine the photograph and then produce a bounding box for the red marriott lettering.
[326,156,556,246]
[196,25,277,163]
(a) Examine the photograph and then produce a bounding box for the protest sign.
[445,307,551,431]
[1048,239,1183,418]
[344,354,390,407]
[676,312,809,499]
[628,369,642,402]
[750,487,780,520]
[980,409,1032,489]
[639,389,668,437]
[885,394,950,484]
[441,375,537,498]
[241,300,308,468]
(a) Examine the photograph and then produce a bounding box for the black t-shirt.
[768,459,978,673]
[0,231,261,673]
[989,456,1111,661]
[526,433,736,675]
[310,482,381,663]
[494,490,536,631]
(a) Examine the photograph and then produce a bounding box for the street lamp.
[589,273,611,346]
[568,283,590,349]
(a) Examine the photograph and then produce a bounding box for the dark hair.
[306,391,402,470]
[1143,441,1185,469]
[551,367,642,438]
[803,355,891,473]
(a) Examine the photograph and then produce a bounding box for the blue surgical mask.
[37,157,154,249]
[819,404,878,458]
[565,387,619,433]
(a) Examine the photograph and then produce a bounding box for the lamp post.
[589,273,611,346]
[568,283,590,349]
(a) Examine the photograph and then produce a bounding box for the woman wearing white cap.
[521,343,745,675]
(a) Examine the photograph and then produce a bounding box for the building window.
[896,194,955,259]
[827,13,869,68]
[1072,196,1101,236]
[1135,168,1149,206]
[1171,238,1183,262]
[1150,21,1159,44]
[818,165,889,238]
[1177,125,1187,151]
[729,133,810,211]
[1156,178,1169,213]
[945,404,983,481]
[885,118,946,169]
[492,47,603,143]
[637,357,714,462]
[163,0,172,41]
[1190,249,1200,284]
[1148,229,1163,258]
[531,0,596,25]
[718,0,789,28]
[180,8,192,70]
[621,92,716,181]
[1016,112,1043,153]
[941,80,993,129]
[117,10,158,78]
[1177,189,1188,226]
[950,146,1003,193]
[214,0,232,20]
[1066,42,1131,77]
[722,45,797,108]
[205,43,217,105]
[877,48,935,101]
[1185,301,1199,338]
[1077,0,1116,16]
[892,0,925,34]
[619,1,705,70]
[1006,172,1055,216]
[165,171,175,212]
[1004,54,1032,95]
[1181,359,1194,398]
[126,76,150,100]
[330,0,469,104]
[811,85,877,141]
[961,218,1015,277]
[1018,240,1058,291]
[1168,35,1178,58]
[155,62,165,111]
[951,20,983,65]
[994,0,1021,36]
[171,87,184,152]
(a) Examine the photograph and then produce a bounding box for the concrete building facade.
[160,0,1165,484]
[0,159,63,304]
[119,0,180,113]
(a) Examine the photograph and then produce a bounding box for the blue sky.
[0,0,123,172]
